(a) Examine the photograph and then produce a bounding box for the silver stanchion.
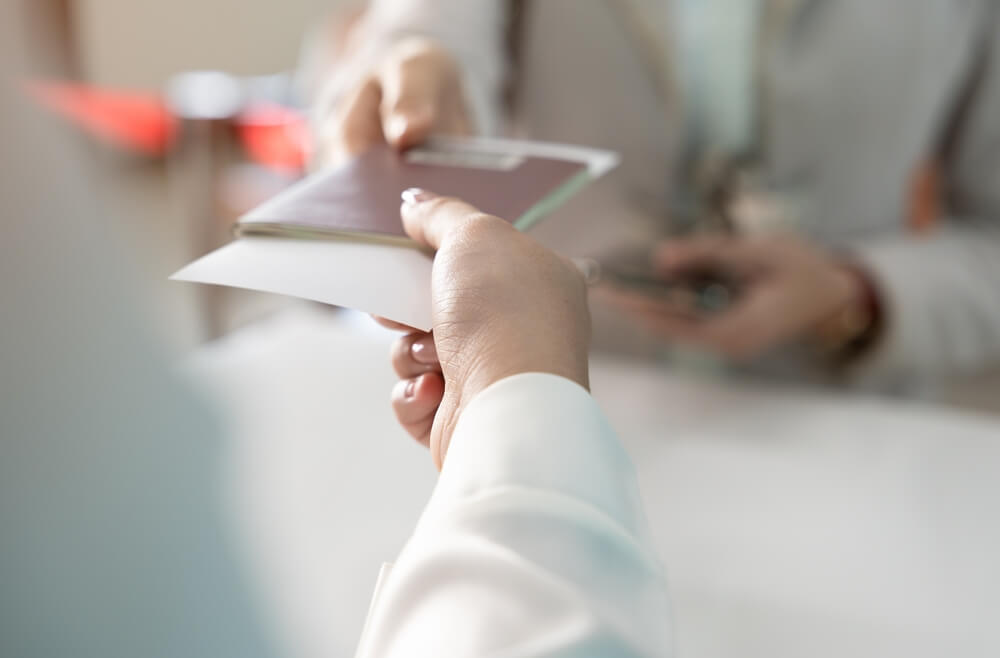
[165,71,246,340]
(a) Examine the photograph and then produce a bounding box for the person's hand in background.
[603,234,878,361]
[315,37,472,168]
[382,189,591,470]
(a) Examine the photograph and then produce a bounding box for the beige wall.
[77,0,351,87]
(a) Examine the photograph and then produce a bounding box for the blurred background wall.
[77,0,346,87]
[38,0,1000,412]
[45,1,357,350]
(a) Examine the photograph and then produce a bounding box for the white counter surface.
[188,307,1000,658]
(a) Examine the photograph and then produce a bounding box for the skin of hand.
[315,37,472,168]
[600,234,868,360]
[381,189,591,470]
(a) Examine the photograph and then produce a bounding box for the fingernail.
[388,107,433,140]
[404,378,417,399]
[411,336,438,365]
[571,258,601,286]
[401,188,436,206]
[386,114,409,141]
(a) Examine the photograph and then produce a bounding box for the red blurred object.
[237,103,312,174]
[26,79,312,173]
[27,80,177,155]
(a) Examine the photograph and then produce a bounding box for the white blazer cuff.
[434,372,649,539]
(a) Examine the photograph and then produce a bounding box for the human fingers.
[391,332,442,379]
[597,286,706,341]
[391,372,446,447]
[399,188,510,251]
[654,235,767,278]
[679,286,789,359]
[379,38,459,149]
[595,282,705,321]
[371,315,420,332]
[318,76,384,167]
[599,282,782,359]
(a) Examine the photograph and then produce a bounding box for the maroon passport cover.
[236,144,587,244]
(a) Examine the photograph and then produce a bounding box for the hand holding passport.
[172,137,618,329]
[389,190,594,465]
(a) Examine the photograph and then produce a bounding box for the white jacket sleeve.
[315,0,508,135]
[355,374,672,657]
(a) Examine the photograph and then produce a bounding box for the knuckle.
[453,212,509,242]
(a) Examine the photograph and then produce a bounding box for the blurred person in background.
[0,4,669,656]
[312,0,1000,395]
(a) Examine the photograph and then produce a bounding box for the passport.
[235,137,613,245]
[173,137,618,329]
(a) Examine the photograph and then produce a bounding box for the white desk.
[188,307,1000,658]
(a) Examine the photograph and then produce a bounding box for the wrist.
[459,342,591,406]
[435,347,589,470]
[813,262,883,361]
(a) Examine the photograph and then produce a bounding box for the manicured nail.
[386,114,409,141]
[404,378,417,399]
[411,336,438,365]
[401,188,436,206]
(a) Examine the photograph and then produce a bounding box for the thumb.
[400,189,507,250]
[379,40,451,149]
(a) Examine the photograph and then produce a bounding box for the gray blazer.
[345,0,1000,385]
